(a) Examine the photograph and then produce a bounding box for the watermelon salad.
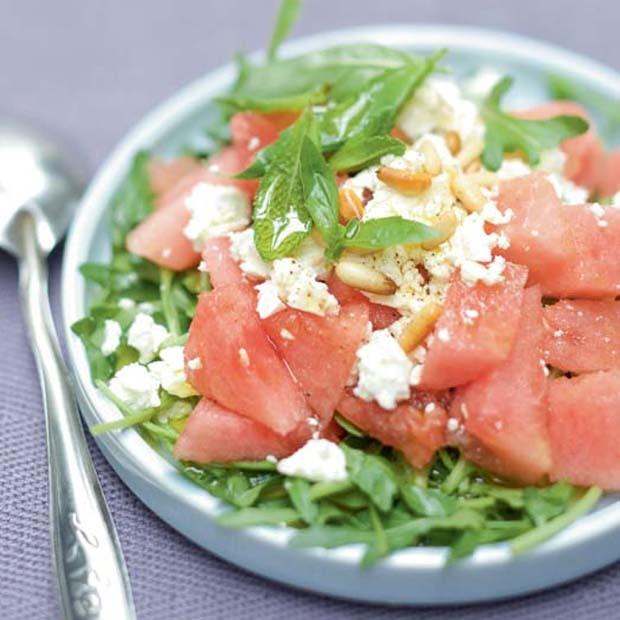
[73,1,620,565]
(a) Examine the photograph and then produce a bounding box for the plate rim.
[61,23,620,605]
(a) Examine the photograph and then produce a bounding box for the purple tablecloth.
[2,1,620,617]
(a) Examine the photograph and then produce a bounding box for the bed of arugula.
[72,0,604,566]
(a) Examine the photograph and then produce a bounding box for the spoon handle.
[16,211,135,620]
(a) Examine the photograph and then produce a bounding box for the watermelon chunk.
[450,286,551,484]
[548,370,620,489]
[174,398,299,463]
[126,145,257,271]
[262,302,370,424]
[598,150,620,198]
[201,236,243,288]
[517,101,604,190]
[543,299,620,373]
[327,273,401,330]
[230,111,298,150]
[184,283,312,435]
[337,390,449,468]
[420,262,528,390]
[148,156,204,197]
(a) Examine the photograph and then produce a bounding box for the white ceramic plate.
[62,25,620,605]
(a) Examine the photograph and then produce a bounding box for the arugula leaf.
[217,85,328,114]
[216,507,299,528]
[482,76,589,171]
[268,0,301,61]
[252,110,315,259]
[523,482,574,526]
[319,52,444,152]
[328,134,405,173]
[400,486,457,518]
[342,216,439,252]
[109,151,154,248]
[284,477,319,524]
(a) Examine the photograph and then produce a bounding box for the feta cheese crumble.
[276,439,348,482]
[354,329,413,409]
[187,357,202,370]
[228,228,271,279]
[183,182,250,250]
[108,363,161,410]
[148,346,197,399]
[255,280,286,319]
[101,319,122,356]
[127,313,169,363]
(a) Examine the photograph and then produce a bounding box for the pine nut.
[465,158,481,173]
[391,126,411,144]
[457,135,484,169]
[467,170,498,187]
[451,173,485,213]
[445,130,461,156]
[377,166,432,196]
[338,188,364,221]
[422,210,458,250]
[335,260,397,295]
[419,140,442,176]
[398,302,443,353]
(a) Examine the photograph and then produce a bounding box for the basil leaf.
[343,445,399,512]
[300,136,340,249]
[319,50,444,152]
[343,216,439,251]
[268,0,301,61]
[252,110,314,260]
[482,76,589,171]
[109,151,154,248]
[329,134,406,173]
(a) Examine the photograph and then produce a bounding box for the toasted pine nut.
[335,261,397,295]
[390,126,411,144]
[457,135,484,169]
[377,167,432,196]
[419,141,442,176]
[451,174,485,213]
[465,158,481,173]
[445,130,461,156]
[338,188,364,221]
[467,170,498,187]
[398,302,443,353]
[422,210,458,250]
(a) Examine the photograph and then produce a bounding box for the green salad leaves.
[482,76,589,171]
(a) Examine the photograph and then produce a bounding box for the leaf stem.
[160,268,180,335]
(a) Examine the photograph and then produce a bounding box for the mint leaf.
[319,50,445,152]
[252,110,314,260]
[300,136,341,249]
[342,216,439,251]
[268,0,302,61]
[482,76,589,171]
[329,134,406,173]
[109,151,154,248]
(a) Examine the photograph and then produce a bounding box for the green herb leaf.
[400,486,457,518]
[285,477,319,524]
[342,216,439,252]
[109,151,154,248]
[252,110,315,260]
[216,507,300,528]
[328,134,406,173]
[268,0,302,61]
[523,482,574,526]
[343,445,399,512]
[482,76,589,171]
[217,85,327,114]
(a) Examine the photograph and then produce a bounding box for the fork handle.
[16,209,135,620]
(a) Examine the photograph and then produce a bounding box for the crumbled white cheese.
[277,439,348,482]
[547,174,589,204]
[396,79,483,140]
[183,182,250,250]
[410,364,424,386]
[101,320,122,356]
[127,313,170,363]
[437,328,451,343]
[187,357,202,370]
[268,258,339,317]
[148,346,197,399]
[496,158,532,180]
[446,417,460,432]
[255,280,286,319]
[460,255,507,287]
[354,329,413,409]
[108,363,161,410]
[480,201,513,225]
[228,228,271,279]
[118,298,136,310]
[538,149,567,176]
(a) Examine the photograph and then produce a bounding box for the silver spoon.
[0,119,135,619]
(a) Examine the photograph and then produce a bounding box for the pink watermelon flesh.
[230,111,298,150]
[148,156,204,197]
[174,398,299,463]
[126,145,256,271]
[420,262,529,390]
[262,302,370,424]
[201,236,243,288]
[598,150,620,198]
[337,390,449,469]
[548,370,620,489]
[184,282,312,435]
[517,101,604,190]
[450,286,551,484]
[543,300,620,373]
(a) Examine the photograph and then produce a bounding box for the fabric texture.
[1,0,620,618]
